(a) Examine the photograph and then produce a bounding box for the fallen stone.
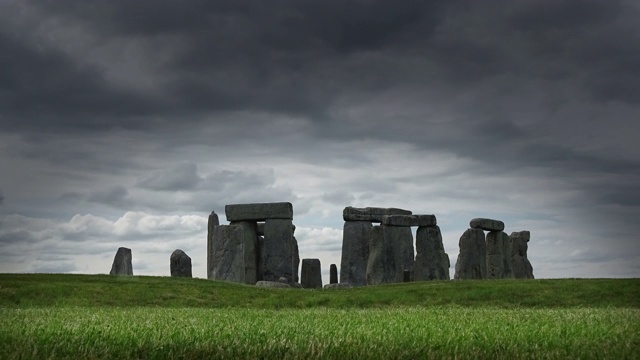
[170,249,192,278]
[301,258,323,289]
[323,283,353,289]
[329,264,338,284]
[414,226,450,281]
[343,206,412,222]
[262,219,295,282]
[225,202,293,221]
[206,211,220,280]
[110,247,133,276]
[339,221,372,286]
[383,214,437,227]
[256,281,290,288]
[230,221,259,284]
[486,231,514,279]
[454,228,487,280]
[511,231,534,279]
[470,218,505,232]
[210,225,245,283]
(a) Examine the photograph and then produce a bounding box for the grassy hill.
[0,273,638,308]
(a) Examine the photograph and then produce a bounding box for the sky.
[1,0,639,282]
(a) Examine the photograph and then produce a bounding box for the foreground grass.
[1,307,638,359]
[1,274,639,308]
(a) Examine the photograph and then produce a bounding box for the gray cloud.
[137,162,202,191]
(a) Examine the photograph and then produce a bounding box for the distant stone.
[225,202,293,222]
[486,231,514,279]
[170,249,192,278]
[414,226,450,281]
[262,219,295,282]
[329,264,338,284]
[383,214,437,227]
[343,206,412,222]
[229,221,259,284]
[110,247,133,276]
[301,258,323,289]
[511,231,534,279]
[470,218,505,232]
[210,225,245,283]
[323,283,353,289]
[454,228,487,280]
[256,281,290,288]
[339,221,372,286]
[206,211,220,280]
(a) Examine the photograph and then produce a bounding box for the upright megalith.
[339,220,372,286]
[330,264,338,284]
[414,225,450,281]
[301,258,323,289]
[210,225,245,283]
[292,225,300,283]
[470,218,505,232]
[454,228,487,279]
[229,221,259,284]
[207,211,220,280]
[511,231,534,279]
[110,247,133,276]
[170,249,192,278]
[366,225,409,285]
[225,202,293,222]
[486,231,514,279]
[262,218,295,282]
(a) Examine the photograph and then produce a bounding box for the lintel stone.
[470,218,505,232]
[343,206,412,222]
[225,202,293,221]
[383,214,437,227]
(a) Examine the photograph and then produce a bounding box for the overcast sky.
[1,0,639,282]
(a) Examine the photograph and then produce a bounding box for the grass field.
[0,274,639,359]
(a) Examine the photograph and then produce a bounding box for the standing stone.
[110,247,133,276]
[403,270,411,282]
[392,226,415,278]
[206,211,220,280]
[470,218,505,232]
[366,225,408,285]
[211,225,245,283]
[329,264,338,284]
[263,218,295,282]
[414,226,450,281]
[292,234,300,283]
[343,206,412,222]
[454,228,487,280]
[225,202,293,221]
[301,258,323,289]
[230,221,259,285]
[170,249,192,278]
[257,235,265,281]
[486,231,514,279]
[339,221,372,286]
[511,231,534,279]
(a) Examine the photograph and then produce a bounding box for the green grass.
[0,274,639,359]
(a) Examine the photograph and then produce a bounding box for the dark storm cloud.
[136,162,202,191]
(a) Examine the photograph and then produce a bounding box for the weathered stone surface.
[323,283,353,289]
[256,281,290,288]
[454,228,487,280]
[211,225,245,283]
[366,225,412,285]
[414,226,450,281]
[257,236,265,281]
[110,247,133,276]
[292,235,300,283]
[229,221,259,284]
[339,221,372,286]
[383,214,437,227]
[262,219,295,282]
[343,206,412,222]
[206,211,220,280]
[301,258,323,289]
[511,231,534,279]
[330,264,338,284]
[256,222,265,236]
[170,249,192,278]
[470,218,505,232]
[225,202,293,221]
[486,231,514,279]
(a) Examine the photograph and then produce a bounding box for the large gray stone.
[170,249,192,278]
[301,258,323,289]
[486,231,514,279]
[229,221,259,284]
[414,226,450,281]
[470,218,505,232]
[110,247,133,276]
[511,231,534,279]
[454,228,487,280]
[257,235,265,281]
[343,206,412,222]
[383,214,437,227]
[339,221,372,286]
[330,264,338,284]
[206,211,220,280]
[225,202,293,221]
[292,235,300,283]
[262,219,295,282]
[366,225,411,285]
[255,281,290,288]
[211,225,245,283]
